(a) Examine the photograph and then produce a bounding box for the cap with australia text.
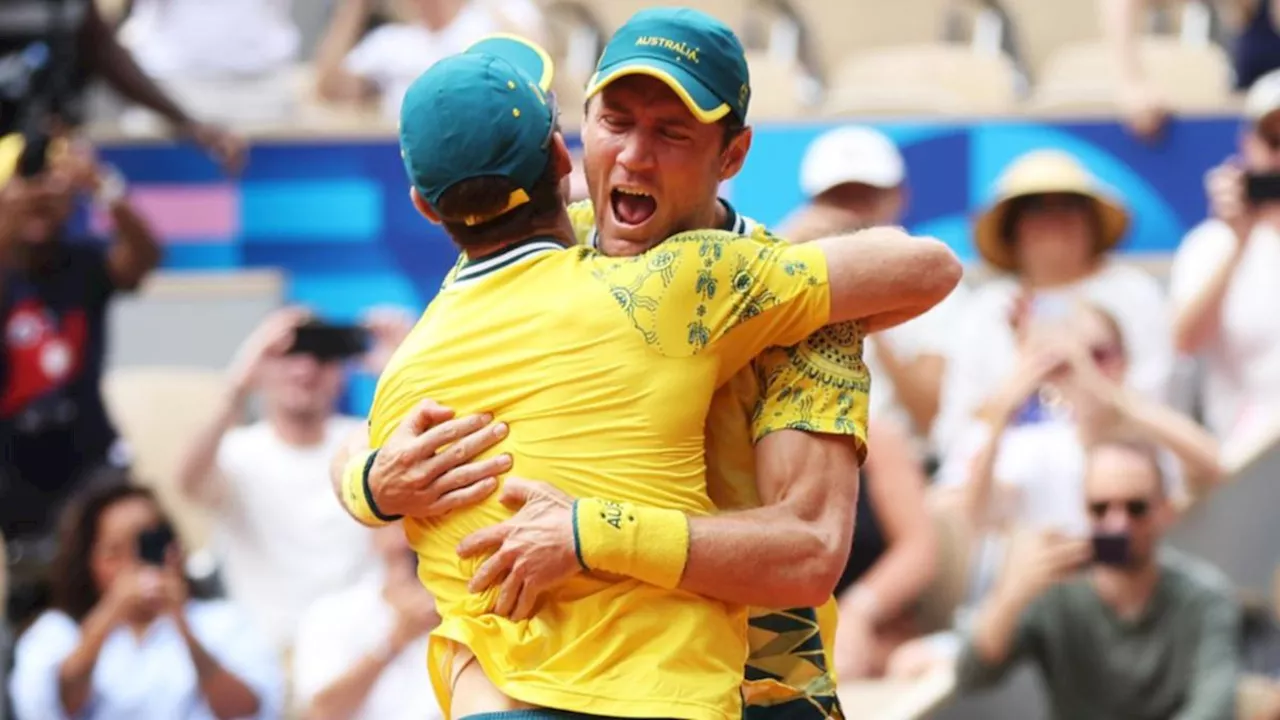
[399,37,556,225]
[586,7,751,124]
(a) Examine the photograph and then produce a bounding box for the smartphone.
[1245,172,1280,203]
[137,523,176,567]
[1091,533,1131,568]
[287,321,370,361]
[1030,293,1072,322]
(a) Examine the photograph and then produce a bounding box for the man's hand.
[186,122,248,176]
[1206,161,1257,244]
[360,306,415,374]
[368,399,512,518]
[456,478,579,622]
[227,307,310,394]
[996,530,1091,607]
[1119,81,1169,142]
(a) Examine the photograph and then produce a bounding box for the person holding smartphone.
[8,483,281,719]
[955,441,1240,720]
[1172,68,1280,459]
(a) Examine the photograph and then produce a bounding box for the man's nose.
[616,131,656,173]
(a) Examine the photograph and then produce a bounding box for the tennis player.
[336,15,961,719]
[353,39,952,720]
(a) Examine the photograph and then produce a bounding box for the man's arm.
[814,228,961,331]
[102,182,161,291]
[677,428,859,608]
[175,309,308,505]
[1171,593,1241,720]
[79,2,246,173]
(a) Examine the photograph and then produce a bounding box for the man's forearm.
[81,3,191,129]
[106,200,162,290]
[175,385,244,502]
[1100,0,1149,88]
[968,587,1031,667]
[678,503,850,608]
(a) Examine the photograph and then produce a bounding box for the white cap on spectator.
[1245,68,1280,122]
[800,126,905,198]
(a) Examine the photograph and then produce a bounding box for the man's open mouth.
[610,187,657,226]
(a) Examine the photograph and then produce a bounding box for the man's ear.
[410,187,441,224]
[719,125,752,181]
[550,133,573,180]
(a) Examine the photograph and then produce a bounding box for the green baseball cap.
[399,46,556,225]
[466,33,555,93]
[586,7,750,124]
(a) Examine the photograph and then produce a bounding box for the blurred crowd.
[2,1,1280,719]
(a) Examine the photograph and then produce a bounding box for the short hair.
[435,154,564,249]
[1086,440,1169,498]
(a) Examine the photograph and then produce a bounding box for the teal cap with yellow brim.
[398,51,557,227]
[466,33,556,93]
[585,7,750,124]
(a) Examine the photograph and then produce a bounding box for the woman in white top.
[936,301,1221,599]
[933,150,1174,460]
[9,484,282,720]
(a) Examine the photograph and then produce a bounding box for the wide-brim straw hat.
[973,149,1130,272]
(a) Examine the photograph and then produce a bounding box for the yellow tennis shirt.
[570,201,871,719]
[370,230,833,720]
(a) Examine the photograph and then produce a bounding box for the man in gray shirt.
[958,440,1240,720]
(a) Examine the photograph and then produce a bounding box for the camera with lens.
[0,0,85,178]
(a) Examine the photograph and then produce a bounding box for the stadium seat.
[744,51,812,120]
[1028,38,1234,115]
[998,0,1102,77]
[101,367,227,551]
[584,0,748,31]
[824,43,1019,117]
[791,0,951,78]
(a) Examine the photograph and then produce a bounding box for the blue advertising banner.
[100,116,1239,323]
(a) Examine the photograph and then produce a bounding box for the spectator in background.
[314,0,547,120]
[1103,0,1280,139]
[293,524,442,720]
[1171,68,1280,459]
[956,441,1239,720]
[782,125,967,449]
[832,419,937,679]
[933,149,1172,460]
[175,307,410,655]
[0,0,245,173]
[9,484,282,719]
[938,301,1219,598]
[0,135,161,625]
[115,0,302,129]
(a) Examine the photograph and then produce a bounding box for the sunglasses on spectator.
[1087,498,1150,520]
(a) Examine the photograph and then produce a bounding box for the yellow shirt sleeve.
[589,230,831,370]
[751,320,872,461]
